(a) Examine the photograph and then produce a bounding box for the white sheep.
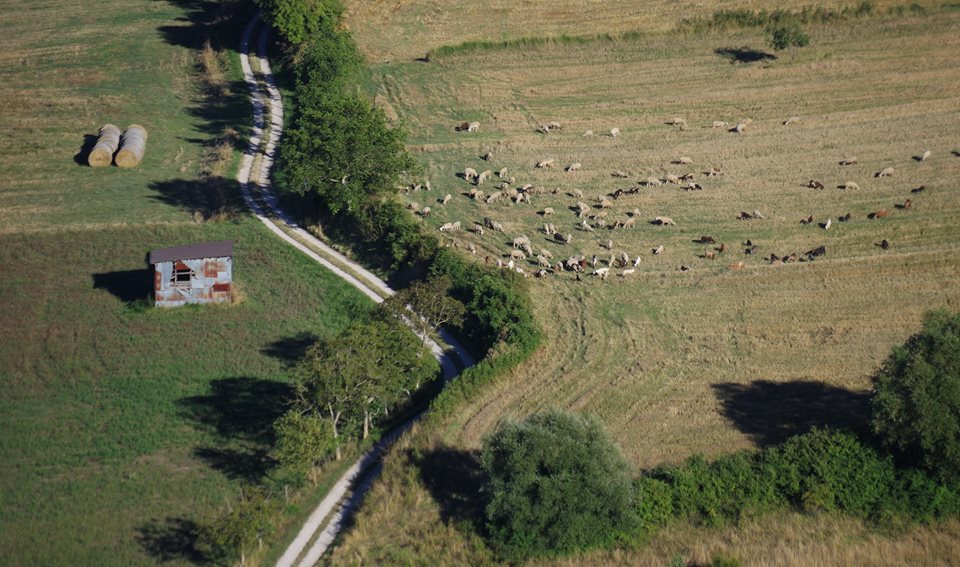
[676,156,693,165]
[440,193,452,205]
[876,167,895,178]
[610,127,620,137]
[653,216,675,226]
[566,162,582,172]
[535,158,556,169]
[645,176,663,186]
[477,170,493,184]
[464,167,478,180]
[580,220,594,232]
[513,235,531,249]
[920,149,931,162]
[582,130,594,137]
[843,181,861,191]
[467,121,480,132]
[712,120,728,129]
[486,191,503,203]
[419,206,431,217]
[498,168,509,178]
[783,116,800,126]
[541,207,555,216]
[652,244,664,255]
[620,269,636,277]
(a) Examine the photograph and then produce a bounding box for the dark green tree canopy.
[276,92,416,216]
[480,410,637,560]
[256,0,344,45]
[872,309,960,482]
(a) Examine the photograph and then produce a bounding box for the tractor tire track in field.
[237,13,474,567]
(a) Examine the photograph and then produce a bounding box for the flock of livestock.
[402,118,950,282]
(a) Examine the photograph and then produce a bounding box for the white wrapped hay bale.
[115,124,148,168]
[87,123,121,167]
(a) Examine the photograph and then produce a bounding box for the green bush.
[766,18,810,51]
[872,310,960,483]
[481,410,638,561]
[633,477,674,531]
[256,0,343,45]
[762,428,895,516]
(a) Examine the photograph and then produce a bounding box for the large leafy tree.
[480,410,637,560]
[292,319,437,458]
[276,92,417,217]
[272,410,336,482]
[382,275,466,342]
[255,0,343,45]
[872,309,960,482]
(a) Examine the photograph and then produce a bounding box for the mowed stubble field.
[330,8,960,565]
[0,1,372,565]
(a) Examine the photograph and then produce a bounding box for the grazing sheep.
[911,185,927,194]
[876,167,895,178]
[808,180,825,189]
[783,116,800,125]
[419,206,431,217]
[698,236,716,244]
[599,238,613,250]
[729,261,745,269]
[877,239,890,249]
[800,215,813,225]
[471,225,485,236]
[841,181,861,191]
[730,119,752,134]
[440,193,452,205]
[540,248,554,260]
[630,208,641,217]
[424,180,431,191]
[509,249,526,261]
[486,191,503,203]
[583,130,594,137]
[599,198,614,209]
[679,173,695,182]
[576,201,591,217]
[535,158,556,169]
[675,156,693,165]
[481,151,493,161]
[566,162,582,172]
[684,182,703,191]
[712,120,728,129]
[868,209,889,219]
[752,210,765,220]
[467,121,480,132]
[438,221,461,232]
[477,170,493,185]
[498,168,508,178]
[537,255,551,268]
[545,121,562,131]
[838,213,852,222]
[620,269,636,277]
[513,236,531,249]
[652,244,664,255]
[541,207,555,216]
[473,190,486,201]
[633,256,642,267]
[645,176,663,186]
[704,250,717,260]
[592,267,610,279]
[621,217,637,229]
[407,201,420,212]
[609,127,620,137]
[464,167,478,180]
[920,149,931,162]
[464,243,476,255]
[612,170,629,178]
[839,157,858,166]
[898,199,912,210]
[707,167,724,177]
[556,232,572,245]
[653,216,676,226]
[666,174,681,185]
[823,218,832,230]
[570,189,584,199]
[580,220,594,232]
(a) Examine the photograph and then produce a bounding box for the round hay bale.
[115,124,148,168]
[87,123,121,167]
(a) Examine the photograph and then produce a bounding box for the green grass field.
[330,7,960,565]
[0,1,373,564]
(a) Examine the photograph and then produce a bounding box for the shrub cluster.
[642,428,960,534]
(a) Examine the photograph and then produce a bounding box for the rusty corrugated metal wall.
[153,256,232,307]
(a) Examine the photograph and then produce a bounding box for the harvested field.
[330,8,960,565]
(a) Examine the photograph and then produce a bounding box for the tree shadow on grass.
[92,268,153,307]
[73,134,99,166]
[178,377,292,481]
[148,177,244,221]
[712,380,871,447]
[410,446,487,530]
[714,47,777,64]
[261,332,319,366]
[136,517,207,564]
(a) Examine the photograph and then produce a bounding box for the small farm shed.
[148,240,233,308]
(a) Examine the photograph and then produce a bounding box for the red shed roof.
[149,240,233,264]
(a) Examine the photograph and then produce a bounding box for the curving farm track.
[237,13,474,567]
